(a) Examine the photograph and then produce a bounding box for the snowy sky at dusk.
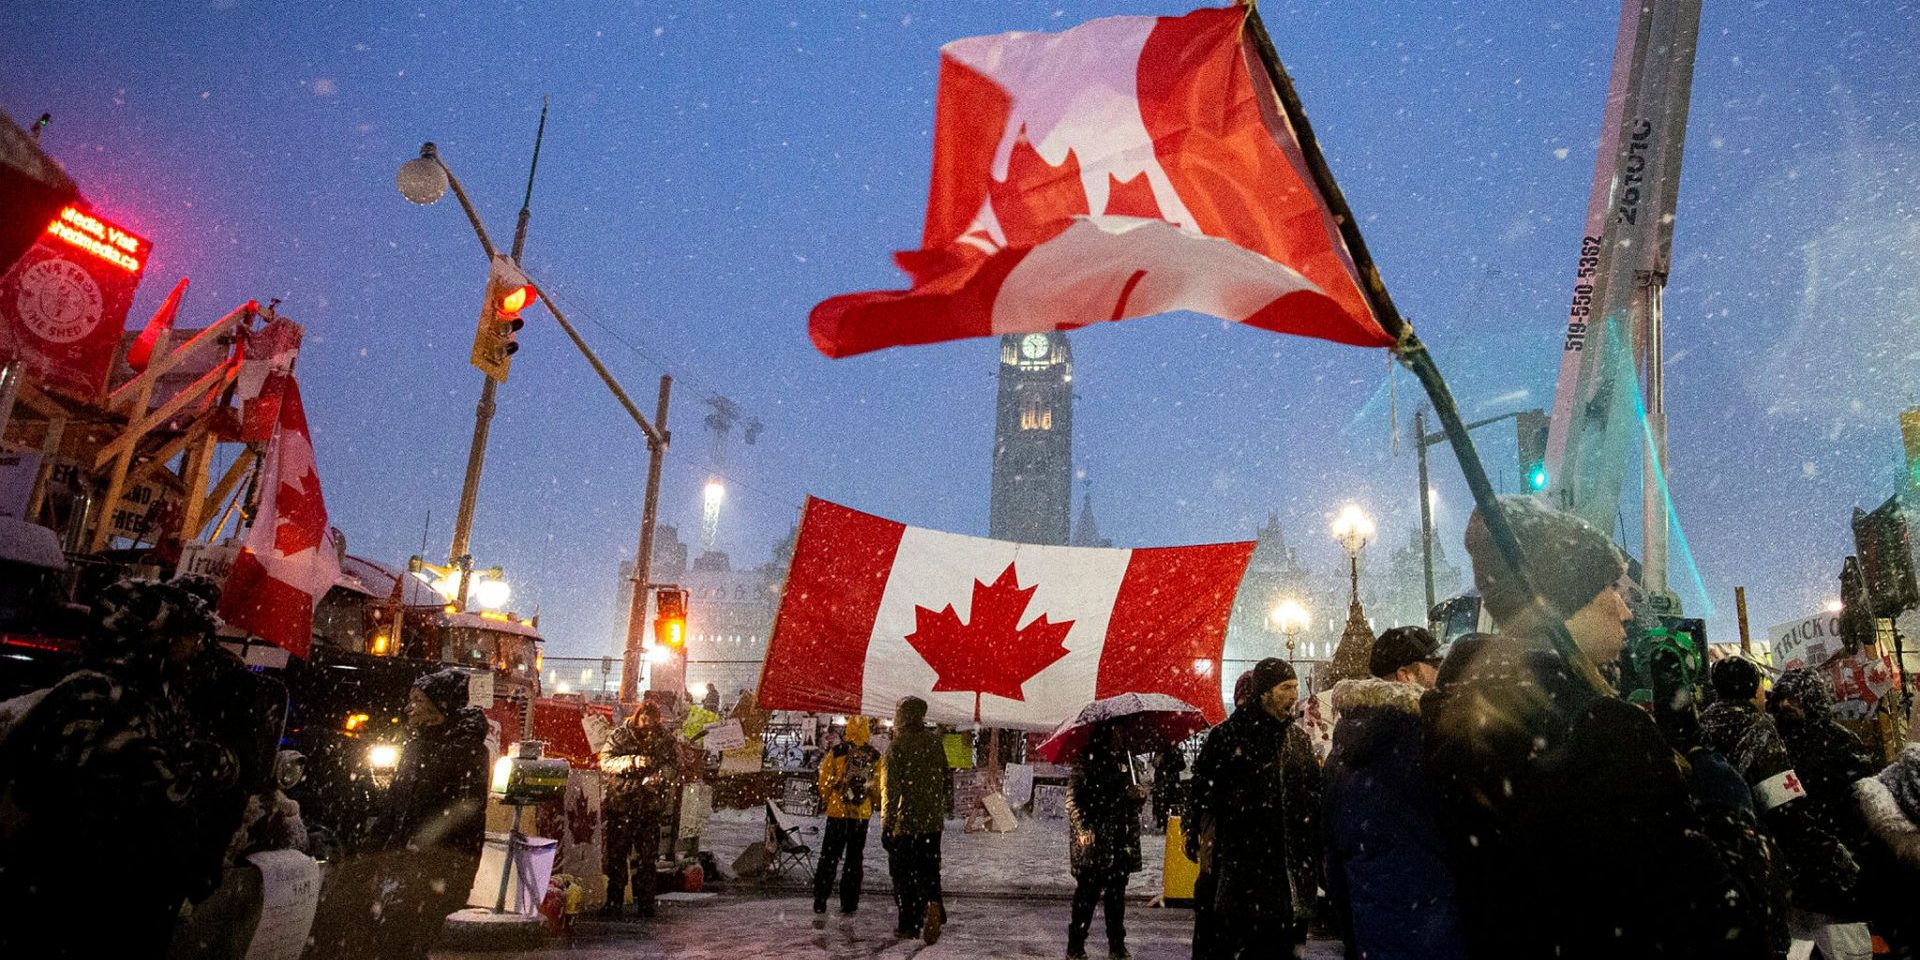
[6,1,1917,659]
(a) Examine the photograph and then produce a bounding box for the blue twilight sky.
[5,1,1917,658]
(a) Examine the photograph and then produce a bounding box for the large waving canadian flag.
[219,374,338,658]
[810,5,1392,358]
[758,498,1252,728]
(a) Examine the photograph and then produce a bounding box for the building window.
[1020,396,1052,431]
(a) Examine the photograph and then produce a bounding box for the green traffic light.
[1527,464,1550,491]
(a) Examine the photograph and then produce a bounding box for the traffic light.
[1516,408,1550,492]
[471,254,536,382]
[653,586,688,650]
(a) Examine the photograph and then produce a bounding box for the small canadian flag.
[757,497,1253,729]
[218,376,338,658]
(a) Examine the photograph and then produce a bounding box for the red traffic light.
[653,586,689,649]
[498,284,535,315]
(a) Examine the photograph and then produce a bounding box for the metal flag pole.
[1241,2,1607,693]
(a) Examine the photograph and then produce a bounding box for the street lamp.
[1329,503,1377,683]
[398,114,545,612]
[1271,598,1309,658]
[396,144,450,205]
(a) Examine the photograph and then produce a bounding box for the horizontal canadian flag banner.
[757,497,1254,730]
[809,5,1391,358]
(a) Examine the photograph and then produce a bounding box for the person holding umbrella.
[1035,692,1212,959]
[1065,721,1145,960]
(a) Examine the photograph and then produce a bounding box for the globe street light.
[1329,503,1377,682]
[396,143,450,205]
[1271,598,1309,659]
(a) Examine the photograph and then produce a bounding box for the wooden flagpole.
[1241,3,1607,693]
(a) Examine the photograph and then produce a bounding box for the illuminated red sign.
[2,203,154,400]
[43,206,147,275]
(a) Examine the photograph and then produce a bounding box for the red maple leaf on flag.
[986,126,1089,247]
[905,562,1074,703]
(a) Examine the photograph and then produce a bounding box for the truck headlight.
[367,743,400,772]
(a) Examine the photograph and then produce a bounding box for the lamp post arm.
[433,156,498,260]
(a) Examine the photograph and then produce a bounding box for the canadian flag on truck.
[219,376,338,658]
[758,498,1253,729]
[810,5,1392,358]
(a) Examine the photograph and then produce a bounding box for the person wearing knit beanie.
[1463,495,1631,668]
[1430,497,1738,958]
[1245,656,1298,718]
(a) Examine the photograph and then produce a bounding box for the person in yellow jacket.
[813,716,881,915]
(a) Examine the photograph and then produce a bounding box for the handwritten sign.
[243,850,320,960]
[1003,763,1035,807]
[702,719,746,752]
[1769,611,1844,671]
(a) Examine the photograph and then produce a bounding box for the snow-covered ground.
[434,891,1343,960]
[696,806,1167,896]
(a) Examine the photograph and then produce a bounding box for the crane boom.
[1543,0,1702,603]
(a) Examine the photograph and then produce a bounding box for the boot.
[922,902,944,945]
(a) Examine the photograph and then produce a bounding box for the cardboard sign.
[981,792,1019,832]
[104,474,178,543]
[1033,783,1067,819]
[1769,611,1845,671]
[467,670,495,708]
[702,719,747,752]
[719,742,763,775]
[581,712,614,754]
[1003,763,1035,807]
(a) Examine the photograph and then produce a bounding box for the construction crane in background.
[1543,0,1703,612]
[700,394,762,552]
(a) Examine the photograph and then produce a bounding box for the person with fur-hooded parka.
[1323,676,1465,960]
[1858,740,1920,870]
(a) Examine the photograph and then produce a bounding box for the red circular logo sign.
[14,258,104,345]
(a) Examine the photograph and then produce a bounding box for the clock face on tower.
[1020,334,1051,360]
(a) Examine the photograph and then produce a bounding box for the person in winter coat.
[814,715,881,915]
[1855,697,1920,960]
[881,696,949,944]
[1190,658,1321,959]
[599,700,679,918]
[1769,668,1881,959]
[0,577,239,960]
[1426,496,1736,959]
[1064,721,1145,960]
[1186,670,1257,960]
[368,669,490,960]
[1701,657,1861,923]
[1322,627,1464,960]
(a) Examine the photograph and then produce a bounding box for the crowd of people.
[0,575,494,960]
[1173,496,1920,960]
[5,495,1918,960]
[669,492,1920,960]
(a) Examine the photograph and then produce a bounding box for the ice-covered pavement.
[696,807,1166,895]
[434,891,1343,960]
